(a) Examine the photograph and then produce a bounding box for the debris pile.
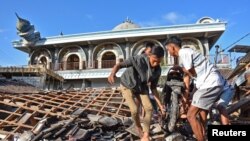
[0,87,249,140]
[0,79,38,94]
[1,88,193,140]
[0,89,134,140]
[14,110,136,141]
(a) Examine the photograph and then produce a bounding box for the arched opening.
[66,54,79,70]
[101,52,116,68]
[93,42,124,69]
[182,38,204,54]
[39,56,48,68]
[30,49,52,69]
[58,46,87,70]
[131,39,167,65]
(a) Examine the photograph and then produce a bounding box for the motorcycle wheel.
[167,91,179,132]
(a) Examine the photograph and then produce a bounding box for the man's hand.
[108,73,116,85]
[160,105,166,118]
[182,89,190,111]
[182,90,189,103]
[161,110,166,118]
[108,64,120,85]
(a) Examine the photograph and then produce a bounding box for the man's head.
[165,36,182,57]
[144,42,155,55]
[148,46,164,68]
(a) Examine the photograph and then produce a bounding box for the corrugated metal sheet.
[56,67,170,79]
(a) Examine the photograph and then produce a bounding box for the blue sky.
[0,0,250,67]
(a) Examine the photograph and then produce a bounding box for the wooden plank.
[17,113,33,124]
[227,95,250,114]
[0,101,70,118]
[97,90,115,115]
[0,120,33,129]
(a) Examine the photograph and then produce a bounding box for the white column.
[28,53,31,66]
[88,46,93,68]
[125,43,130,59]
[202,39,209,56]
[54,48,59,70]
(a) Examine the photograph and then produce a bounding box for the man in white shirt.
[165,36,223,141]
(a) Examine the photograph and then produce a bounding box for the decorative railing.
[54,61,86,71]
[167,54,230,67]
[53,60,117,70]
[207,54,230,65]
[93,60,116,69]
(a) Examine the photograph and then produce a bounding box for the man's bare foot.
[141,136,150,141]
[141,133,150,141]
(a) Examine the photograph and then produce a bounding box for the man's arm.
[182,67,196,112]
[151,89,165,117]
[108,57,134,84]
[183,73,190,103]
[150,71,165,117]
[108,63,121,85]
[182,67,197,79]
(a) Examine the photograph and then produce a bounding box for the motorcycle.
[162,66,186,132]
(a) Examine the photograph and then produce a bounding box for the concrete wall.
[12,76,41,88]
[62,79,84,90]
[61,78,121,90]
[90,78,120,88]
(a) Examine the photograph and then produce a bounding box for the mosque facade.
[12,15,227,89]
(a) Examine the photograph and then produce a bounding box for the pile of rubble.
[0,79,38,94]
[0,87,249,141]
[0,89,175,141]
[14,109,137,141]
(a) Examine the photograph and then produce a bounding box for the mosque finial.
[15,12,20,19]
[125,17,133,23]
[126,16,129,22]
[15,13,41,45]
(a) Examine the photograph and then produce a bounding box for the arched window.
[66,54,79,70]
[39,56,48,68]
[101,52,116,68]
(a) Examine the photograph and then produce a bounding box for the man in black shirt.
[108,46,165,141]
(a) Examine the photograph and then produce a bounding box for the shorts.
[192,86,223,110]
[214,87,235,108]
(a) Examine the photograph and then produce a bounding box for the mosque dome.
[113,18,140,31]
